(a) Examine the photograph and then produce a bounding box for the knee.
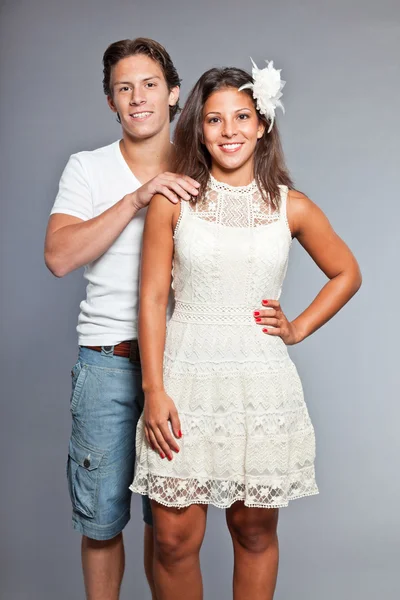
[228,513,278,554]
[154,528,200,567]
[235,527,277,553]
[82,532,122,551]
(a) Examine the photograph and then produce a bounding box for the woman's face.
[202,87,265,177]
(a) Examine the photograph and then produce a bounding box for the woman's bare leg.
[226,502,279,600]
[151,502,208,600]
[144,524,157,600]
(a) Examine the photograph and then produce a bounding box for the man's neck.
[119,128,174,184]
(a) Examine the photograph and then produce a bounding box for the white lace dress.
[130,176,319,509]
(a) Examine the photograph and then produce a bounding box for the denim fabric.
[66,346,152,540]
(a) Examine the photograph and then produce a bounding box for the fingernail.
[160,453,165,459]
[263,328,268,333]
[262,300,268,304]
[254,311,260,316]
[150,443,155,451]
[194,182,200,187]
[255,317,261,322]
[178,430,182,438]
[167,454,173,461]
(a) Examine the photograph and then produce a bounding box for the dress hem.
[130,485,319,510]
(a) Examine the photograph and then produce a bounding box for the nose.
[221,120,237,138]
[129,87,146,106]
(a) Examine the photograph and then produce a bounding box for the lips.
[129,111,153,121]
[218,142,244,153]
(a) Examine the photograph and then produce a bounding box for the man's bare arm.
[44,172,200,277]
[44,195,138,277]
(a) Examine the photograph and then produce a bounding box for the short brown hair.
[102,37,181,122]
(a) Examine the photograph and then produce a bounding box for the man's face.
[107,54,179,140]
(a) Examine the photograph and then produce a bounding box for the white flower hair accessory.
[239,58,285,133]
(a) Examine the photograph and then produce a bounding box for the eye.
[119,86,130,92]
[207,117,221,124]
[145,82,156,88]
[238,113,250,120]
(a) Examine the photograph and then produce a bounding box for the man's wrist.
[125,191,142,214]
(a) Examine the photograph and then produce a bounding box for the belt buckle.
[129,340,140,364]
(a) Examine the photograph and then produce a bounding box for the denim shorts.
[66,345,152,541]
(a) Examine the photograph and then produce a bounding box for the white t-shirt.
[51,139,164,346]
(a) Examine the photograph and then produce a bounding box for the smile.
[219,143,243,153]
[130,111,153,120]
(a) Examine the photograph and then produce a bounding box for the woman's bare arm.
[139,194,182,460]
[255,190,362,343]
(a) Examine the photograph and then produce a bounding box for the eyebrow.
[204,107,252,117]
[113,75,162,87]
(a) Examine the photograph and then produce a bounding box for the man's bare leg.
[82,534,125,600]
[82,529,157,600]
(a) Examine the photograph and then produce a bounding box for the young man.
[44,38,199,600]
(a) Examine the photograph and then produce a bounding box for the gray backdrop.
[1,0,399,598]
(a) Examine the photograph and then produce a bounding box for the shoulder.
[286,189,325,237]
[147,194,181,227]
[73,140,119,161]
[66,141,119,172]
[287,189,314,209]
[287,189,321,214]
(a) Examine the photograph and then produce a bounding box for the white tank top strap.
[278,185,292,238]
[173,199,189,239]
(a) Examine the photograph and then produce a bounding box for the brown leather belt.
[82,340,140,362]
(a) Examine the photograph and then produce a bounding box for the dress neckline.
[209,174,259,195]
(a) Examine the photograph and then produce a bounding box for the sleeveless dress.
[130,176,319,509]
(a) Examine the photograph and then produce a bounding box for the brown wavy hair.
[102,37,181,122]
[173,67,293,206]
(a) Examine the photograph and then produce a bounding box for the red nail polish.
[167,454,173,461]
[256,317,261,322]
[263,328,268,333]
[254,311,260,316]
[178,430,182,438]
[160,453,165,459]
[150,443,155,451]
[263,300,268,304]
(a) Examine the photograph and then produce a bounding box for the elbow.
[44,250,69,278]
[348,263,362,297]
[353,263,363,293]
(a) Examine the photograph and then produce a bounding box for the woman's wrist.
[290,319,308,344]
[142,384,165,394]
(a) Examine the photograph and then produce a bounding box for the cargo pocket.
[70,361,88,413]
[67,438,104,518]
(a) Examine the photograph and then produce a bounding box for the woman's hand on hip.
[144,391,182,460]
[253,299,302,345]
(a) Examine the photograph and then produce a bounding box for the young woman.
[131,62,362,600]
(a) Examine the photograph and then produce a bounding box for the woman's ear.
[257,119,266,139]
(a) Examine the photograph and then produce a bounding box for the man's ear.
[107,94,118,114]
[169,86,180,108]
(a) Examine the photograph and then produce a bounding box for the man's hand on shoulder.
[129,172,200,211]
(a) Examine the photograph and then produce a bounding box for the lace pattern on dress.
[130,175,318,510]
[191,175,280,228]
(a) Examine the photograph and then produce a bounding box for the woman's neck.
[210,160,255,187]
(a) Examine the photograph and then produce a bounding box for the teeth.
[221,143,242,149]
[131,112,152,118]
